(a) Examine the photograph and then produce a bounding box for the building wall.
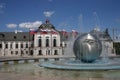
[0,32,64,57]
[0,41,31,57]
[101,41,116,57]
[33,33,62,57]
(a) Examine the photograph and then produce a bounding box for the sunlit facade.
[0,20,116,57]
[0,20,64,57]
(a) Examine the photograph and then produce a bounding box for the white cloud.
[6,24,17,28]
[19,22,32,28]
[33,21,42,27]
[43,11,55,17]
[15,30,23,32]
[0,3,6,13]
[19,21,42,29]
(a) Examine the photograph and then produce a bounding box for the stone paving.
[0,73,119,80]
[0,56,120,80]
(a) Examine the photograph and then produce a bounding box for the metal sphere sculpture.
[73,33,102,63]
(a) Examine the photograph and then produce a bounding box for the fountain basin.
[39,33,120,70]
[39,58,120,70]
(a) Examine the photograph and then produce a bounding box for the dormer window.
[14,36,16,39]
[23,36,26,39]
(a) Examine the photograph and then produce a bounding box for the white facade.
[0,32,63,57]
[101,41,116,57]
[0,22,116,58]
[33,32,62,56]
[0,20,63,57]
[0,41,31,56]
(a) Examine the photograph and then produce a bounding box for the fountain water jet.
[39,33,120,70]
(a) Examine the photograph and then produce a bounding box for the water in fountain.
[101,42,109,63]
[40,32,120,70]
[63,33,76,57]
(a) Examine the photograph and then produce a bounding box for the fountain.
[39,33,120,70]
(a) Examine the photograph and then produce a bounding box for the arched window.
[46,37,49,47]
[21,43,23,48]
[15,51,18,55]
[11,51,13,55]
[0,44,2,48]
[38,50,42,55]
[16,43,18,48]
[38,38,42,47]
[30,50,33,56]
[10,43,12,49]
[23,36,26,39]
[6,43,8,48]
[53,39,57,47]
[26,43,28,48]
[54,50,58,55]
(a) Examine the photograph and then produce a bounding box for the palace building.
[0,20,65,57]
[0,20,116,57]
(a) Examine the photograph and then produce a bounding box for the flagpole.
[29,28,30,56]
[50,29,52,55]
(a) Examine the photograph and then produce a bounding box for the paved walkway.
[0,73,119,80]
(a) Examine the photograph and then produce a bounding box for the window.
[26,51,28,54]
[6,44,8,48]
[46,38,49,47]
[38,50,42,55]
[26,43,28,48]
[16,43,18,48]
[65,43,67,47]
[11,51,13,55]
[10,43,12,49]
[53,39,57,47]
[0,34,4,38]
[31,42,34,48]
[54,50,58,55]
[14,36,16,39]
[30,50,33,56]
[38,39,42,47]
[60,43,62,47]
[15,51,18,55]
[23,36,26,39]
[0,44,2,48]
[21,43,23,48]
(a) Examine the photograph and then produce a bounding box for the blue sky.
[0,0,120,35]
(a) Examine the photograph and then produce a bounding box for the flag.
[30,29,37,34]
[62,30,68,38]
[51,30,58,34]
[72,30,78,37]
[40,29,48,34]
[40,31,48,34]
